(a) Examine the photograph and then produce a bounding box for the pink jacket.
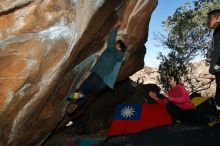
[155,84,195,110]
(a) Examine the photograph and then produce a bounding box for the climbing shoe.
[208,118,220,127]
[65,92,84,102]
[66,103,78,116]
[72,92,84,100]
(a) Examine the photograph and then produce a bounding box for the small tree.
[158,50,188,91]
[157,0,220,93]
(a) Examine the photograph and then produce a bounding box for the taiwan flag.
[108,103,172,136]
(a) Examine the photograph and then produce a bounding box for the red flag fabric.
[108,104,172,136]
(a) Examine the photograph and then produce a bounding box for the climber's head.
[115,40,127,52]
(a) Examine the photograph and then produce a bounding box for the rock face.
[0,0,157,145]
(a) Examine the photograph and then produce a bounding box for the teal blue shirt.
[92,28,125,89]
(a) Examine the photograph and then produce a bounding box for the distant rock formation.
[0,0,158,145]
[130,60,216,97]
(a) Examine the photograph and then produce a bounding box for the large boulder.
[0,0,157,145]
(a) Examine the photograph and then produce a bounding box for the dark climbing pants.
[76,72,107,105]
[215,71,220,106]
[166,102,206,124]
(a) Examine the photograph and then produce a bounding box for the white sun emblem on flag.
[121,106,135,118]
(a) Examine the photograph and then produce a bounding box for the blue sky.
[145,0,194,67]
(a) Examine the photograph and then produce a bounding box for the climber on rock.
[65,21,127,115]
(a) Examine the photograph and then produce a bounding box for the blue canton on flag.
[113,104,142,120]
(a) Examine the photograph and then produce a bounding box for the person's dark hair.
[207,9,220,16]
[190,92,202,99]
[116,40,127,52]
[169,74,179,84]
